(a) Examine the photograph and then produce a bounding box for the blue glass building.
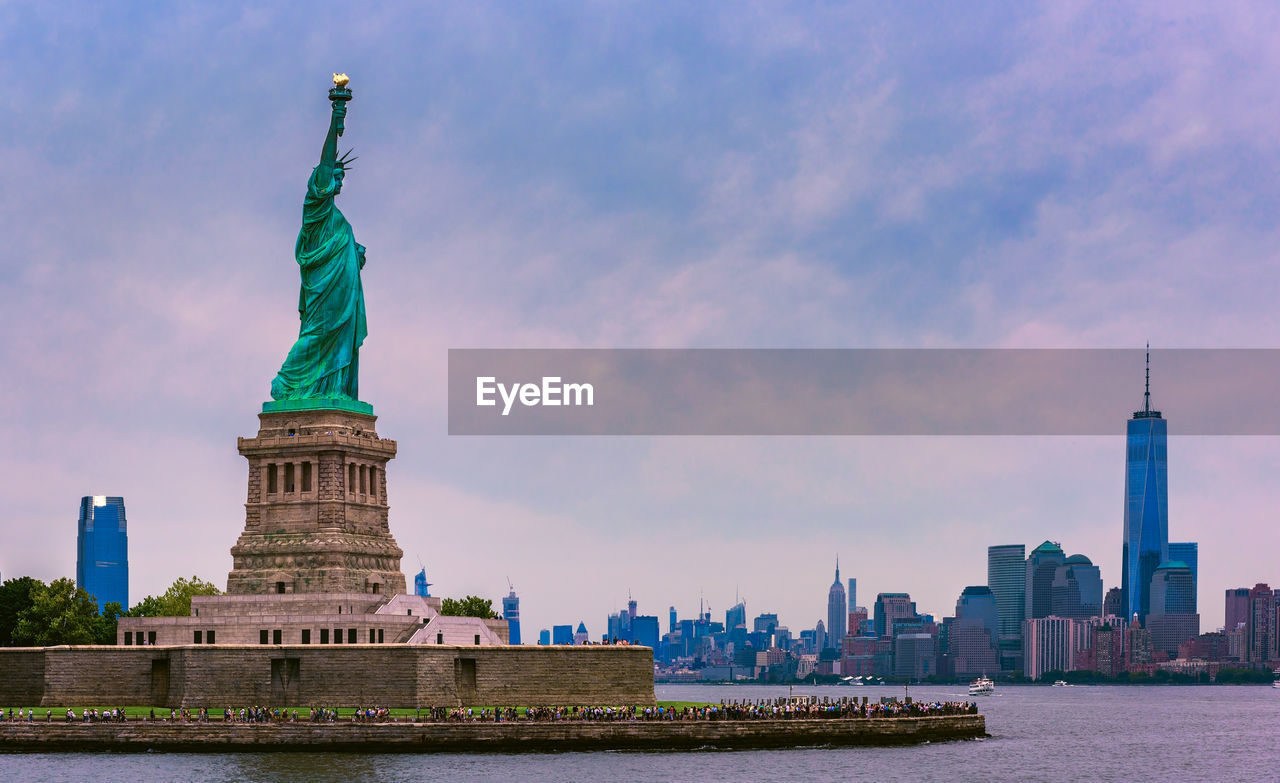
[1122,353,1168,624]
[413,567,432,597]
[76,496,129,611]
[1169,542,1198,589]
[502,585,521,645]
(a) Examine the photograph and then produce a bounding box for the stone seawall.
[0,715,985,752]
[0,645,654,708]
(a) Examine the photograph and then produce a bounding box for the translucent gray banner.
[447,349,1280,435]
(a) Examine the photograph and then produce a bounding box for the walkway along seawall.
[0,715,986,752]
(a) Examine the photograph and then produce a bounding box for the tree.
[12,578,103,646]
[440,595,499,619]
[0,576,42,646]
[127,575,221,617]
[95,602,124,645]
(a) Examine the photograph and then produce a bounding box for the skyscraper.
[1169,542,1197,591]
[76,496,128,611]
[873,593,917,637]
[413,567,432,597]
[952,586,999,678]
[826,559,847,647]
[1050,554,1103,619]
[848,578,857,612]
[987,544,1026,671]
[502,584,521,645]
[1247,584,1275,663]
[1225,587,1251,632]
[1122,349,1168,623]
[1147,561,1199,657]
[1024,616,1076,681]
[1025,541,1066,620]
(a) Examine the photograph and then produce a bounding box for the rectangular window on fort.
[377,629,384,643]
[260,630,269,645]
[207,630,215,644]
[301,629,310,644]
[148,631,156,645]
[285,463,295,493]
[124,631,133,645]
[194,630,202,644]
[268,464,278,494]
[348,628,356,644]
[436,632,443,645]
[273,629,282,645]
[474,634,480,645]
[301,462,312,492]
[334,628,342,643]
[320,628,329,644]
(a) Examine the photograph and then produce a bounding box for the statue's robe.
[270,166,367,401]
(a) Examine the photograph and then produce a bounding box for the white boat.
[1052,680,1068,687]
[968,676,994,695]
[1272,680,1280,689]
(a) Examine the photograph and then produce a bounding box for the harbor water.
[2,683,1274,782]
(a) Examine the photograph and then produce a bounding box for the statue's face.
[333,168,345,193]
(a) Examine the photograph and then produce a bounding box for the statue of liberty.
[269,75,368,407]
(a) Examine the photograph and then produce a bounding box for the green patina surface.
[267,82,370,411]
[261,398,373,415]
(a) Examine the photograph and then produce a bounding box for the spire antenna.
[1144,342,1151,414]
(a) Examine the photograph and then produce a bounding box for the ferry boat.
[968,676,994,695]
[1052,680,1068,687]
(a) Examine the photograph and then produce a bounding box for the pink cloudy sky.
[4,2,1280,635]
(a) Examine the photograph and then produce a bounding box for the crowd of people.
[1,700,977,725]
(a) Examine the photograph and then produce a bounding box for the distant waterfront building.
[1246,584,1275,663]
[987,544,1026,671]
[669,606,677,634]
[573,622,589,645]
[76,496,129,611]
[726,601,747,633]
[893,633,936,680]
[827,559,847,647]
[848,578,857,612]
[848,607,869,637]
[502,585,521,645]
[1224,588,1250,633]
[873,593,916,638]
[1169,542,1198,587]
[538,629,550,645]
[1025,541,1066,620]
[1090,621,1126,677]
[1103,587,1124,619]
[1147,561,1199,657]
[1050,554,1103,619]
[631,615,660,649]
[814,620,827,652]
[413,568,432,597]
[552,625,573,645]
[1126,623,1153,668]
[753,613,779,635]
[1023,616,1075,680]
[1122,352,1169,624]
[951,586,999,678]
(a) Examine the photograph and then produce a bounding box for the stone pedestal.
[227,408,407,595]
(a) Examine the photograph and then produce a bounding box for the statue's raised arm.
[268,75,369,408]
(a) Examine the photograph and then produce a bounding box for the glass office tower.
[1122,355,1168,624]
[987,544,1026,671]
[76,496,129,611]
[502,585,521,645]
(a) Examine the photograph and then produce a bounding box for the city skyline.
[8,3,1280,638]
